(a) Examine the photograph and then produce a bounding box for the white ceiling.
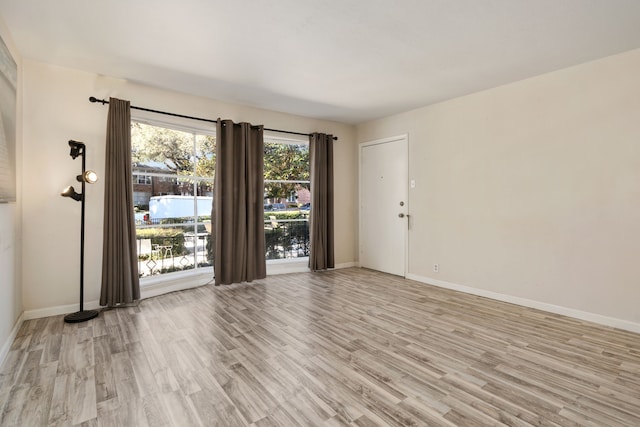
[1,0,640,124]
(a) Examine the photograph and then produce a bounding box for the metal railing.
[264,218,310,260]
[136,218,309,277]
[136,232,210,277]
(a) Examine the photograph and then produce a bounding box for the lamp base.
[64,310,99,323]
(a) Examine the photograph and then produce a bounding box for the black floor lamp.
[61,140,99,323]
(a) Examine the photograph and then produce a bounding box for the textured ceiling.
[1,0,640,124]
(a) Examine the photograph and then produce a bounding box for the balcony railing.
[264,218,310,260]
[136,218,309,278]
[136,231,210,277]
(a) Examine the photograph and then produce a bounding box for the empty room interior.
[1,1,640,426]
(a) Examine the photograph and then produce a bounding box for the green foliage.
[264,143,309,201]
[131,123,310,203]
[131,122,216,182]
[264,221,309,260]
[195,135,216,179]
[263,211,306,220]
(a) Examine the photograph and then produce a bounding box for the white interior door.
[359,135,408,276]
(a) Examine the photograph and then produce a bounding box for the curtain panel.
[309,133,335,270]
[212,119,266,285]
[100,97,140,306]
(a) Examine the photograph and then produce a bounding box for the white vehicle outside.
[149,195,213,221]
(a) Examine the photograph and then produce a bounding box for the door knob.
[398,213,405,218]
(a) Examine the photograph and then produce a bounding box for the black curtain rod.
[89,97,338,140]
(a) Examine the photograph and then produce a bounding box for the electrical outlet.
[433,264,439,273]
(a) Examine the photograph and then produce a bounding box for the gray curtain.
[309,133,335,270]
[212,119,266,285]
[100,97,140,306]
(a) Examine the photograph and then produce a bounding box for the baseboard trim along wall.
[23,300,102,321]
[22,261,358,321]
[267,259,311,275]
[0,312,25,369]
[406,273,640,334]
[335,262,357,269]
[23,274,210,320]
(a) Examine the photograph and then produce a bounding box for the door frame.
[358,134,409,277]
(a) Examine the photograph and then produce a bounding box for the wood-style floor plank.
[1,268,640,426]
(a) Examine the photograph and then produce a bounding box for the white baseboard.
[406,273,640,334]
[335,262,357,269]
[0,312,24,369]
[23,300,102,321]
[140,273,211,299]
[22,272,213,321]
[266,260,357,274]
[22,262,360,321]
[267,259,310,275]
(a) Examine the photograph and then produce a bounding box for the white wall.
[357,49,640,330]
[0,17,22,363]
[21,60,357,314]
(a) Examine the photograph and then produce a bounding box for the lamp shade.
[68,140,85,159]
[77,170,98,184]
[61,185,82,201]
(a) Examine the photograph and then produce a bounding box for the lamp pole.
[79,147,87,313]
[63,140,99,323]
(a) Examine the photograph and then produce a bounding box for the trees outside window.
[263,141,309,204]
[263,139,310,260]
[132,122,311,278]
[131,122,215,277]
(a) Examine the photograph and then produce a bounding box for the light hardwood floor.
[1,268,639,426]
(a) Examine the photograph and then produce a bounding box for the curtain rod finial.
[89,96,108,105]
